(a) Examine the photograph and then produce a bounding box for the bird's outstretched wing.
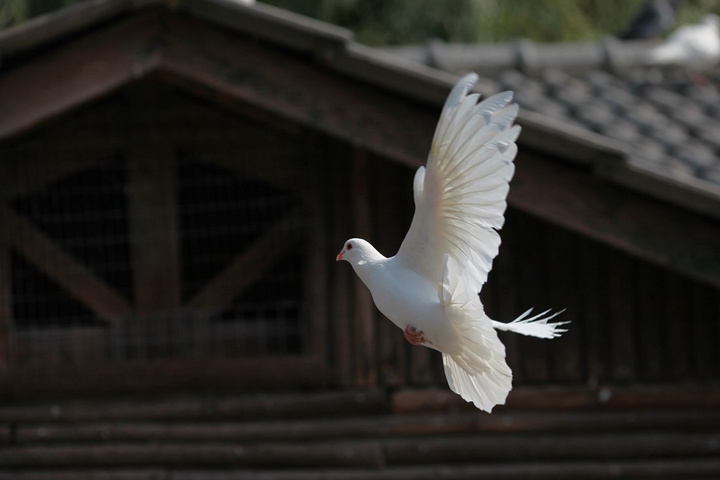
[395,73,519,290]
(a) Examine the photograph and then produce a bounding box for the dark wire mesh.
[4,85,311,367]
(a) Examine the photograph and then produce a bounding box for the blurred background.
[0,0,719,479]
[4,0,720,43]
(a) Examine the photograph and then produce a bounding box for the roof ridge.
[384,37,660,74]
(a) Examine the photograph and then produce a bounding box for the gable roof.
[2,0,719,221]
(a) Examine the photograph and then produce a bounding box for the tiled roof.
[387,40,720,190]
[500,68,720,185]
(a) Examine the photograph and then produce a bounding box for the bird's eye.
[346,243,353,250]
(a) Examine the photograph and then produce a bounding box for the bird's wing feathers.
[440,254,512,412]
[396,73,519,290]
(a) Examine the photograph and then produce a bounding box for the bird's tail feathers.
[492,308,568,339]
[443,352,512,413]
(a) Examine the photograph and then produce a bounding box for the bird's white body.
[351,254,461,353]
[337,74,567,412]
[648,14,720,69]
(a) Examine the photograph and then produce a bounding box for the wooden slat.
[304,194,328,358]
[13,410,720,444]
[351,148,376,387]
[545,225,582,382]
[126,137,181,314]
[577,237,607,384]
[2,460,720,480]
[0,442,382,468]
[665,271,689,380]
[0,205,132,325]
[690,281,716,379]
[0,356,330,397]
[0,390,386,423]
[382,432,720,464]
[0,239,10,367]
[1,433,719,468]
[515,214,549,383]
[331,151,352,386]
[393,385,720,412]
[636,261,665,381]
[607,249,637,382]
[185,210,302,317]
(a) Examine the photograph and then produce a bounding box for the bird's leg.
[403,324,425,345]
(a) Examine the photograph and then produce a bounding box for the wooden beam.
[185,210,302,317]
[0,440,381,469]
[393,385,720,413]
[302,159,328,359]
[607,249,637,382]
[0,356,330,397]
[13,409,720,444]
[159,13,435,168]
[0,205,132,326]
[0,389,386,423]
[0,238,10,367]
[126,142,181,314]
[511,152,720,290]
[331,155,352,386]
[0,11,163,140]
[351,148,376,387]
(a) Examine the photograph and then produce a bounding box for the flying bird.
[647,14,720,69]
[619,0,680,40]
[336,74,567,412]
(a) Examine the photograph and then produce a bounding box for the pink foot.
[403,325,425,346]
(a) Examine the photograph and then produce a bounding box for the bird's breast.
[361,260,449,346]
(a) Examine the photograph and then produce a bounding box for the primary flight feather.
[336,73,567,412]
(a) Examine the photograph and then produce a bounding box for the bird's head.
[336,238,383,266]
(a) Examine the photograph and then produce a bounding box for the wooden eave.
[0,8,719,289]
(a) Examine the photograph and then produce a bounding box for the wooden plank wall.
[357,150,720,390]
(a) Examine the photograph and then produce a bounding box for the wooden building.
[0,1,719,478]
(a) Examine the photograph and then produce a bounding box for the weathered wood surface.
[0,238,10,367]
[393,385,720,413]
[351,148,377,388]
[1,432,720,468]
[1,389,719,478]
[1,459,720,480]
[0,390,386,423]
[8,410,720,444]
[0,357,330,397]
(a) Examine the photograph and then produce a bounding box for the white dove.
[336,73,567,412]
[648,14,720,69]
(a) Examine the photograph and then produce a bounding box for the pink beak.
[336,250,345,261]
